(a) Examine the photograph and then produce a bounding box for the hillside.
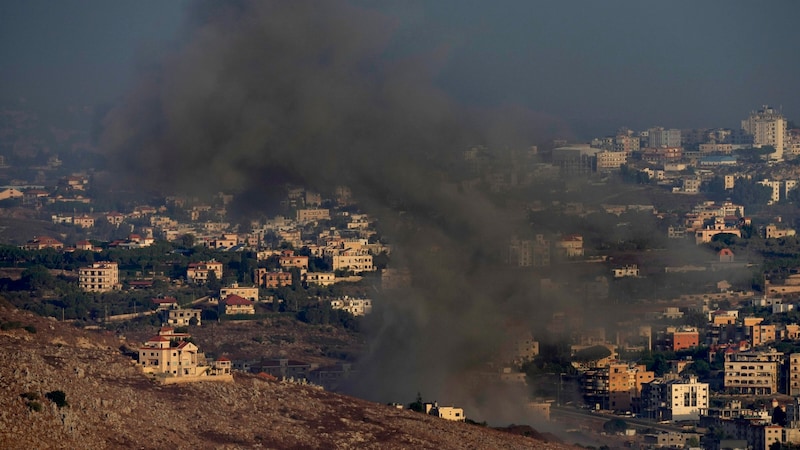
[0,303,572,449]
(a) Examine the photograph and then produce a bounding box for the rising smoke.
[101,0,574,423]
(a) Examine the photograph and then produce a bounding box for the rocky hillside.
[0,303,572,449]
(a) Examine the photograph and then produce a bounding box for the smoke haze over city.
[3,0,800,429]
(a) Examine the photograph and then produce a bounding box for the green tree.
[206,270,221,292]
[45,390,69,408]
[408,392,424,412]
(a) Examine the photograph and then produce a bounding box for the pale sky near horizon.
[1,0,798,139]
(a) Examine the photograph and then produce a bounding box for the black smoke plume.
[101,0,572,421]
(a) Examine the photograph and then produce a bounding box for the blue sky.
[1,0,798,138]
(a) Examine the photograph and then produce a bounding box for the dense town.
[5,103,800,449]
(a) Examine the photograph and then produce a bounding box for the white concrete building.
[742,105,787,161]
[641,375,709,421]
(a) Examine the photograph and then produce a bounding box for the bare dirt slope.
[0,304,573,449]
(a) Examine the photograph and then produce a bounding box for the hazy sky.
[2,0,799,139]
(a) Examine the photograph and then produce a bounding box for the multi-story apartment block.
[669,327,700,351]
[330,250,374,273]
[647,127,682,148]
[742,105,786,160]
[641,375,708,421]
[724,349,782,395]
[186,260,223,284]
[614,133,640,155]
[595,151,627,172]
[79,261,120,292]
[699,143,734,154]
[607,363,655,413]
[296,208,331,224]
[789,353,800,396]
[508,235,550,267]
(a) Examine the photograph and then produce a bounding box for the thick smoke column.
[102,0,571,420]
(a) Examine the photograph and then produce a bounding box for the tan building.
[695,219,741,244]
[21,236,64,251]
[330,297,372,316]
[608,363,654,412]
[166,309,202,327]
[220,283,259,302]
[724,350,782,395]
[73,215,95,228]
[79,261,120,293]
[138,335,202,376]
[221,294,255,315]
[296,208,330,223]
[137,331,231,381]
[279,250,309,270]
[765,224,796,239]
[789,353,800,396]
[554,234,584,258]
[330,251,374,273]
[742,105,786,160]
[424,403,465,422]
[305,272,336,286]
[187,260,223,284]
[254,268,293,288]
[596,151,627,171]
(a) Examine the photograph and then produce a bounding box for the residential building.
[648,127,682,148]
[220,283,259,302]
[607,363,655,412]
[136,332,231,381]
[742,105,786,160]
[669,327,700,351]
[695,218,742,244]
[21,236,64,251]
[279,250,309,270]
[508,235,550,267]
[165,308,202,326]
[305,272,336,286]
[254,268,293,288]
[724,349,782,395]
[186,260,223,284]
[330,297,372,316]
[73,215,94,228]
[596,151,627,172]
[554,234,584,258]
[330,250,374,273]
[424,403,466,422]
[613,265,639,278]
[296,208,330,223]
[641,375,709,421]
[765,224,796,239]
[789,353,800,396]
[79,261,120,293]
[220,294,255,315]
[152,297,179,311]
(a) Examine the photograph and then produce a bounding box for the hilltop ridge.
[0,303,569,449]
